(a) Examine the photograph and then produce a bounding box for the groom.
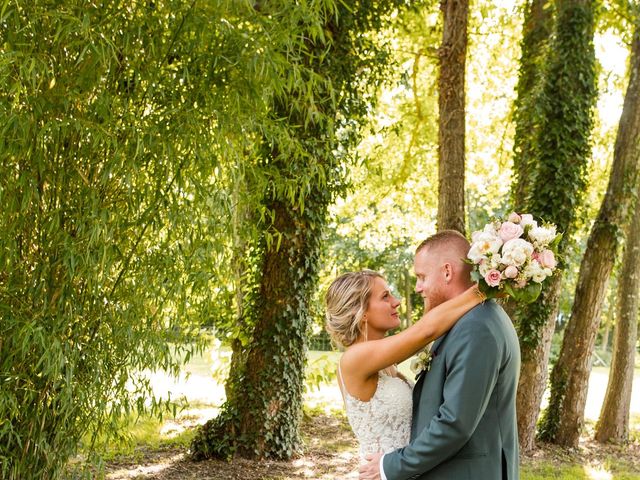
[360,230,520,480]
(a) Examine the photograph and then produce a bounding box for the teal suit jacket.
[382,300,520,479]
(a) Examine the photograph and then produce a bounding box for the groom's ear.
[443,263,453,284]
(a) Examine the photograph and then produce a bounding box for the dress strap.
[337,361,347,404]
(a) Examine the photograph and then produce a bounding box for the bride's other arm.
[342,286,483,379]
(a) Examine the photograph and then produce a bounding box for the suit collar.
[430,332,449,357]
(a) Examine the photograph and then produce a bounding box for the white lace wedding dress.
[339,366,413,459]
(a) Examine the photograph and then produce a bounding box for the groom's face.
[414,247,448,311]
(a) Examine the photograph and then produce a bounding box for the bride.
[325,269,483,459]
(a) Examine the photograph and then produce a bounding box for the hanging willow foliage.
[0,1,245,477]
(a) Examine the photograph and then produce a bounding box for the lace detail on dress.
[340,367,413,459]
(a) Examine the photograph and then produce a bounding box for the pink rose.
[484,269,502,287]
[504,265,519,279]
[498,222,524,242]
[508,212,521,224]
[538,249,557,269]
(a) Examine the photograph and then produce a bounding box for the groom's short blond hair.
[416,229,470,258]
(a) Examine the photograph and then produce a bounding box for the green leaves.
[0,1,226,477]
[505,281,543,304]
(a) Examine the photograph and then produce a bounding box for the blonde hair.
[325,269,383,348]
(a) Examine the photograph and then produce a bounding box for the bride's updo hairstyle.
[325,269,383,348]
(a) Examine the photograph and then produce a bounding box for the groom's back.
[411,300,520,480]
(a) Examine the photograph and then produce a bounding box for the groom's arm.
[381,319,501,479]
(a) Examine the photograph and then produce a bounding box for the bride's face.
[364,277,401,336]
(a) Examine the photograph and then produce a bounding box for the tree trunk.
[190,0,409,460]
[511,0,554,211]
[595,200,640,443]
[192,191,328,459]
[516,273,562,453]
[512,0,597,452]
[595,24,640,443]
[509,0,555,453]
[539,9,640,447]
[437,0,468,234]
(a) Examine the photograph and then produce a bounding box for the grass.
[91,347,640,479]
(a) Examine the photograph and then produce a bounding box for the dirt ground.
[104,412,640,480]
[105,413,361,480]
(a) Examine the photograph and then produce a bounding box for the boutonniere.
[410,350,432,378]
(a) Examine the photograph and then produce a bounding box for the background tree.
[190,0,412,460]
[0,1,226,477]
[437,0,469,233]
[511,0,554,211]
[509,1,554,452]
[537,0,636,447]
[543,10,640,446]
[595,183,640,443]
[509,0,598,449]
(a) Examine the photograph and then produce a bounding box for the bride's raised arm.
[341,285,484,379]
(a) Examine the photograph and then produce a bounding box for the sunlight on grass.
[106,455,183,480]
[583,464,613,480]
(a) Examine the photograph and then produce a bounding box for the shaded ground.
[104,411,640,480]
[106,412,359,480]
[101,353,640,479]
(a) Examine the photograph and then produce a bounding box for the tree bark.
[595,202,640,443]
[595,24,640,443]
[510,0,555,454]
[511,0,554,211]
[437,0,468,234]
[511,0,597,450]
[540,13,640,447]
[516,273,562,453]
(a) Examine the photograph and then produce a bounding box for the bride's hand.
[469,284,487,302]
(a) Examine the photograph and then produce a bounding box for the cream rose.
[501,238,534,267]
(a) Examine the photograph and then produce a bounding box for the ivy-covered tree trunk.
[515,275,562,453]
[437,0,468,234]
[509,0,555,454]
[511,0,553,212]
[540,17,640,447]
[509,0,597,450]
[192,187,329,458]
[190,0,405,460]
[595,191,640,443]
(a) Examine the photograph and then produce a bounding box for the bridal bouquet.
[467,213,562,303]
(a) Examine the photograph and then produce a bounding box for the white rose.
[483,223,499,236]
[473,232,503,256]
[520,214,538,229]
[468,244,487,264]
[490,254,503,269]
[528,225,557,247]
[524,260,547,282]
[501,238,534,267]
[479,260,492,277]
